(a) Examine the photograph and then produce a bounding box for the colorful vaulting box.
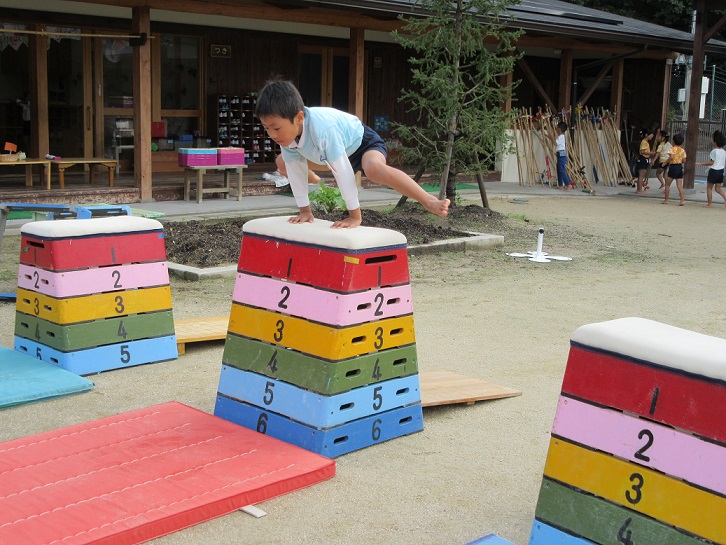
[177,148,217,167]
[14,216,178,375]
[214,216,423,457]
[529,317,726,545]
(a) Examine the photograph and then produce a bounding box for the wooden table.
[183,164,247,204]
[0,158,52,189]
[53,158,118,189]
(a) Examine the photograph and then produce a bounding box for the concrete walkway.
[1,177,715,236]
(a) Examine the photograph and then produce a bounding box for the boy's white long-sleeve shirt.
[280,107,364,211]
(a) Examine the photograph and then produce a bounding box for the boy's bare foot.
[636,191,645,195]
[703,204,713,208]
[679,202,685,206]
[331,216,362,229]
[661,200,668,204]
[425,198,450,218]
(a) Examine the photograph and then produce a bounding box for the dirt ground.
[164,204,508,267]
[0,194,724,545]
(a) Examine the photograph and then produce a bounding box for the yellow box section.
[228,303,415,360]
[16,286,172,325]
[543,437,726,543]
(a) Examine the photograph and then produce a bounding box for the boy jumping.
[255,79,450,228]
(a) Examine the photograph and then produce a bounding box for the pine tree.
[392,0,522,205]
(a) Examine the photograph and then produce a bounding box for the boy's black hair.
[557,121,568,132]
[255,79,305,122]
[672,133,684,146]
[659,131,669,140]
[713,130,726,148]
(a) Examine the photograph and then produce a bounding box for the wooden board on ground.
[174,318,521,409]
[174,316,229,355]
[420,370,521,407]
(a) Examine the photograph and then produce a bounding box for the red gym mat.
[0,402,335,545]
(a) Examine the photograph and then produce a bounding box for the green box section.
[15,310,175,352]
[223,334,418,395]
[535,478,706,545]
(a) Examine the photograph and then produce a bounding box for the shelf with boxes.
[214,93,278,166]
[240,93,278,165]
[216,94,243,150]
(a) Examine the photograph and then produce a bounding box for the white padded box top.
[571,317,726,381]
[21,216,163,237]
[242,216,407,250]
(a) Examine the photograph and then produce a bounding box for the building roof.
[296,0,726,55]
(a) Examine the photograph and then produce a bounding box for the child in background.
[255,79,450,228]
[554,121,573,191]
[635,128,656,194]
[695,130,726,208]
[662,133,687,206]
[653,131,671,190]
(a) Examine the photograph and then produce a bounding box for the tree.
[391,0,522,207]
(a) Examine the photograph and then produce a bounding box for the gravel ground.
[0,194,724,545]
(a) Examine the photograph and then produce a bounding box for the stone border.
[167,232,503,281]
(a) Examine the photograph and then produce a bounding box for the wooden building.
[1,0,726,201]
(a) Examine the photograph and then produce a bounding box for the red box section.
[238,235,409,292]
[0,402,334,545]
[561,344,726,443]
[20,230,167,271]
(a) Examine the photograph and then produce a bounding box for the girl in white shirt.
[696,130,726,208]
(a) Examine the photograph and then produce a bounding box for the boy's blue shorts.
[349,124,387,175]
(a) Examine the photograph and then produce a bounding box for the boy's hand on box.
[289,210,315,224]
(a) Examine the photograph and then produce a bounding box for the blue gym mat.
[0,346,94,409]
[464,534,516,545]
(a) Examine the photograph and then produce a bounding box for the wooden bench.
[183,164,247,204]
[52,157,118,189]
[0,158,52,189]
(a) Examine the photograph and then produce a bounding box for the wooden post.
[29,25,49,158]
[610,58,624,129]
[349,28,365,119]
[132,7,153,201]
[558,49,573,112]
[684,0,706,190]
[349,28,365,187]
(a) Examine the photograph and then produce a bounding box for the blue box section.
[214,395,424,458]
[528,520,596,545]
[178,148,216,155]
[217,366,421,429]
[14,335,178,376]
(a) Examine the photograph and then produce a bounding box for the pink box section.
[0,402,335,545]
[218,148,245,165]
[233,272,413,326]
[552,395,726,497]
[17,262,171,298]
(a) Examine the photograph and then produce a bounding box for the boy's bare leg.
[662,178,671,203]
[704,183,714,207]
[361,151,450,218]
[636,170,646,194]
[275,155,321,184]
[676,178,685,205]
